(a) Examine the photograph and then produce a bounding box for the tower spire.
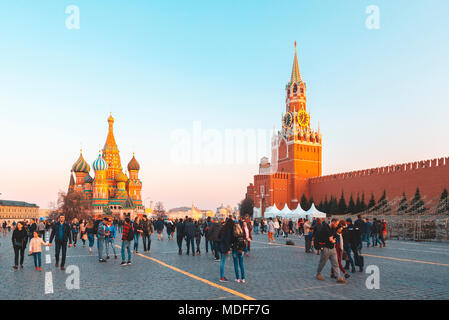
[290,41,302,83]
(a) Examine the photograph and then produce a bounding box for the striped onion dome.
[115,171,128,183]
[71,151,90,173]
[127,154,140,171]
[92,153,108,171]
[83,173,94,184]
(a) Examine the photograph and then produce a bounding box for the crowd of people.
[2,213,387,284]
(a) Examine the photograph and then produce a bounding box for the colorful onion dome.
[127,153,140,171]
[92,152,108,171]
[83,173,94,184]
[115,171,128,183]
[71,151,90,173]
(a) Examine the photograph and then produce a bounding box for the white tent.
[306,203,327,219]
[279,204,292,218]
[291,204,307,219]
[263,203,281,218]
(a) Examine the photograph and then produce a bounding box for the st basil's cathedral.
[68,114,144,217]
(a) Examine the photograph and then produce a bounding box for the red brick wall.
[308,157,449,209]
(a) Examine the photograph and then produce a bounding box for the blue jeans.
[97,237,105,259]
[87,233,95,247]
[232,252,245,280]
[254,226,259,234]
[372,233,380,246]
[133,233,140,251]
[363,233,370,246]
[220,252,228,279]
[32,252,42,268]
[121,240,131,262]
[186,236,195,254]
[105,238,116,256]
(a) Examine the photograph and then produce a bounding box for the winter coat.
[207,222,221,242]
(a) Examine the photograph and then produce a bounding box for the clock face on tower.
[297,110,309,127]
[282,112,293,129]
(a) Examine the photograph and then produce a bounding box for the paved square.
[1,231,448,300]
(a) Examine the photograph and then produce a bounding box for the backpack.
[126,224,134,241]
[233,226,246,252]
[234,234,246,252]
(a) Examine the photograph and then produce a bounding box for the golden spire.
[290,41,302,83]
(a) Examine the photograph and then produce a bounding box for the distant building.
[0,200,39,220]
[167,205,212,220]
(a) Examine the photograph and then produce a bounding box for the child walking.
[29,231,51,271]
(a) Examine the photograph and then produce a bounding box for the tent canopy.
[305,203,327,219]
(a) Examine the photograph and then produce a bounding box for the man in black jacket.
[184,218,196,256]
[207,218,222,261]
[142,215,154,252]
[176,218,185,255]
[49,215,72,270]
[354,215,365,249]
[343,218,363,272]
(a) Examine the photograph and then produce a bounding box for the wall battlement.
[309,157,449,184]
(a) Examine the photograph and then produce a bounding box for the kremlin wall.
[309,157,449,210]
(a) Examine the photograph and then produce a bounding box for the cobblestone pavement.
[1,230,448,300]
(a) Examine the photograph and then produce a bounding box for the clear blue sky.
[1,0,448,210]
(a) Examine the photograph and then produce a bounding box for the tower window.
[293,84,297,93]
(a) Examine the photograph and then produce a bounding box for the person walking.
[184,218,196,256]
[207,218,222,261]
[120,217,133,266]
[155,218,164,241]
[133,216,143,253]
[86,218,95,253]
[315,218,346,284]
[267,218,275,243]
[312,218,323,255]
[142,215,154,253]
[176,218,185,255]
[241,220,251,256]
[331,222,350,280]
[354,215,365,249]
[253,219,260,235]
[79,220,87,247]
[274,218,280,237]
[202,217,212,253]
[371,218,381,247]
[364,218,372,247]
[29,231,51,271]
[218,218,234,282]
[304,219,312,252]
[12,222,28,269]
[49,215,72,270]
[194,220,202,255]
[166,219,174,240]
[97,217,108,263]
[27,219,37,244]
[37,220,46,238]
[343,218,363,273]
[231,221,246,283]
[282,219,289,238]
[379,219,387,247]
[105,218,117,260]
[70,218,79,248]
